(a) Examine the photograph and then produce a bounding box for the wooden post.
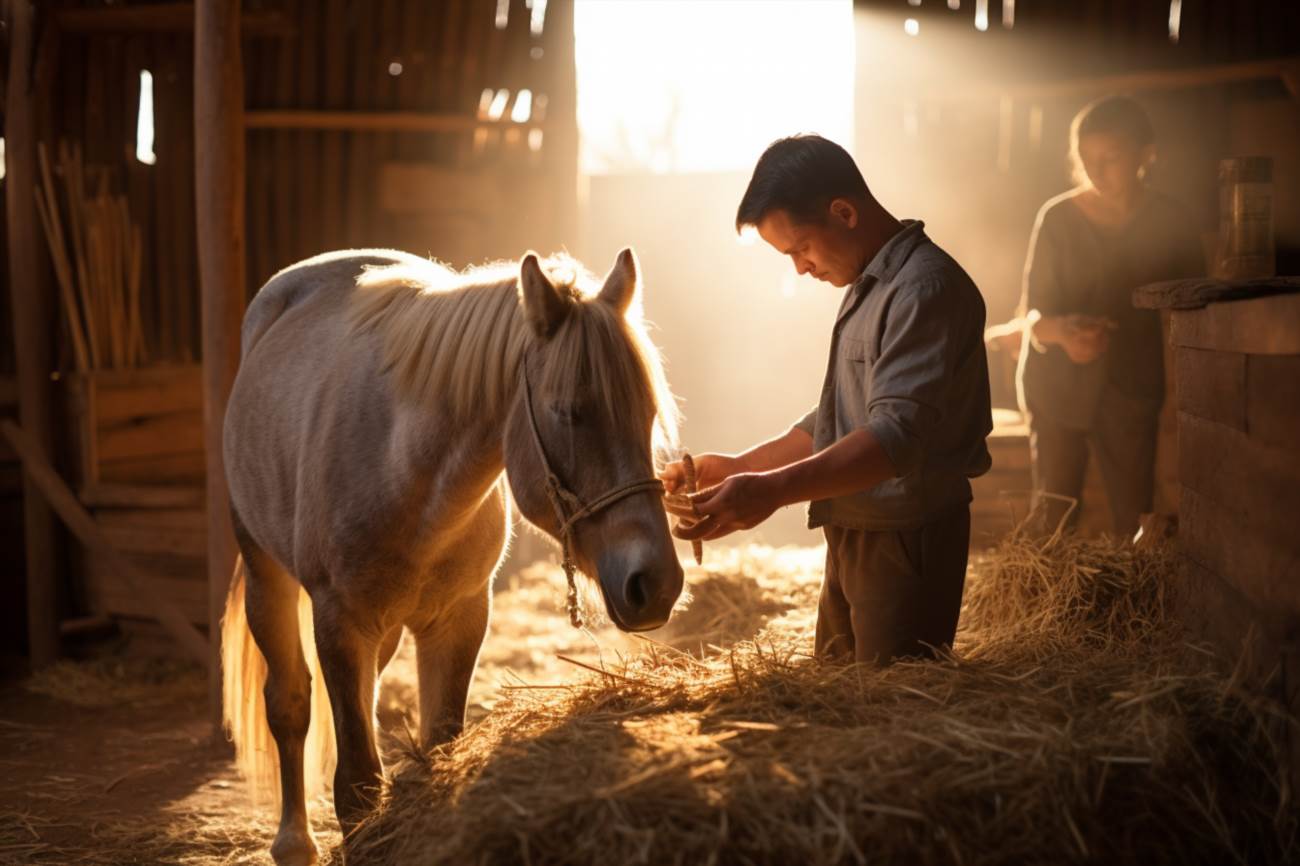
[5,0,60,667]
[195,0,246,724]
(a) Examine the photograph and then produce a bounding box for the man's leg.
[815,527,856,662]
[841,506,971,664]
[1090,390,1159,538]
[1028,412,1090,536]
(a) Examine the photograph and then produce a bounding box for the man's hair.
[735,134,870,232]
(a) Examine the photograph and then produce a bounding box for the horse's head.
[504,249,684,632]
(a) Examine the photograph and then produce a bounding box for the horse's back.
[226,249,431,580]
[240,249,424,358]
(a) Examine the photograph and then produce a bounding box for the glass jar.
[1215,156,1275,280]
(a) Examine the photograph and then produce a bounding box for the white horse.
[220,248,683,865]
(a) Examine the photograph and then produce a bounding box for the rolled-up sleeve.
[792,404,818,439]
[863,281,959,477]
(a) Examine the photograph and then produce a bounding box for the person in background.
[662,135,992,666]
[1017,95,1203,538]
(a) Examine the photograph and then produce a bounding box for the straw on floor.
[347,534,1296,866]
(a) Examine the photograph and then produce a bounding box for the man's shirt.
[794,220,993,531]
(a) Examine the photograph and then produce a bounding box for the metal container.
[1215,156,1275,280]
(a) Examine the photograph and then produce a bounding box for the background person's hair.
[1068,95,1156,187]
[735,134,870,232]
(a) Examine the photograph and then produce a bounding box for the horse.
[220,247,684,866]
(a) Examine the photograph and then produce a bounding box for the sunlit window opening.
[574,0,855,175]
[0,138,6,182]
[974,0,989,31]
[904,17,920,36]
[135,69,157,165]
[511,89,533,123]
[1168,0,1183,43]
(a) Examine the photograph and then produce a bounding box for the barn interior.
[1,1,1298,864]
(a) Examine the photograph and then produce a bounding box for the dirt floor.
[1,546,810,865]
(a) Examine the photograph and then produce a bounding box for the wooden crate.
[62,364,206,507]
[61,365,208,626]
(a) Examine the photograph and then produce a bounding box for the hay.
[348,534,1297,866]
[22,655,204,708]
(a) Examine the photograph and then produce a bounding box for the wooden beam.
[5,0,60,668]
[0,421,210,665]
[56,2,290,36]
[244,109,543,133]
[195,0,246,724]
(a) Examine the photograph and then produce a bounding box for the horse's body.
[221,249,682,866]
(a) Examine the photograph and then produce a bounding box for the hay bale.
[350,535,1295,866]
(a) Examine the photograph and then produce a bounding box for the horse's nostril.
[624,570,649,611]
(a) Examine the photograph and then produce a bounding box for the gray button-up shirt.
[794,220,993,531]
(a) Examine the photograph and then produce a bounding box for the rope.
[522,359,665,628]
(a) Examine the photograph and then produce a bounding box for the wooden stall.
[5,0,579,669]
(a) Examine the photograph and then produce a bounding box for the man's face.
[756,203,861,288]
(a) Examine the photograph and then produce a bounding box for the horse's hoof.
[271,830,318,866]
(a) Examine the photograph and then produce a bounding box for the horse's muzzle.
[598,548,683,632]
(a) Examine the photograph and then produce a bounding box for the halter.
[520,359,665,628]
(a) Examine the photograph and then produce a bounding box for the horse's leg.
[241,543,317,866]
[312,597,384,835]
[412,586,491,749]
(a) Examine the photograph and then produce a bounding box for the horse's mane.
[348,253,679,456]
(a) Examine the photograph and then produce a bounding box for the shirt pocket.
[836,336,872,423]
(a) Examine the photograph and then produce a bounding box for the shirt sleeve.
[1021,203,1061,317]
[862,280,964,477]
[792,404,818,439]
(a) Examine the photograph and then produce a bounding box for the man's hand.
[660,452,743,495]
[668,473,780,542]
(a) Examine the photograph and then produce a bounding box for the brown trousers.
[815,506,970,664]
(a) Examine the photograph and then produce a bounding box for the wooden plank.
[1247,355,1300,455]
[1177,412,1300,550]
[1174,347,1245,431]
[81,482,205,509]
[195,0,248,719]
[292,0,321,263]
[91,366,204,423]
[1180,487,1300,615]
[99,452,207,485]
[377,162,503,215]
[1,420,209,662]
[97,412,204,463]
[342,0,378,247]
[96,508,207,557]
[56,3,291,36]
[318,0,347,252]
[5,0,60,667]
[1134,277,1300,311]
[244,109,537,132]
[1171,293,1300,355]
[86,556,208,625]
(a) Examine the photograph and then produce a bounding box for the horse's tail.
[221,555,336,804]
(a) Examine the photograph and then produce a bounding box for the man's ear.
[519,253,569,337]
[598,247,640,317]
[828,197,859,229]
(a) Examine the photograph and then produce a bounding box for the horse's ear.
[519,253,568,337]
[598,248,640,317]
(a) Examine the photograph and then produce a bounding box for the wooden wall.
[1162,290,1300,776]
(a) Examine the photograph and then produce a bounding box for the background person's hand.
[1033,314,1116,364]
[659,452,743,495]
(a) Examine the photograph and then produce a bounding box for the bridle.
[519,358,665,628]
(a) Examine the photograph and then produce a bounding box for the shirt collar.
[851,219,927,294]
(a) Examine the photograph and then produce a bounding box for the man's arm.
[670,428,895,541]
[660,423,813,494]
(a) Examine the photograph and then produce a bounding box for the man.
[663,134,992,665]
